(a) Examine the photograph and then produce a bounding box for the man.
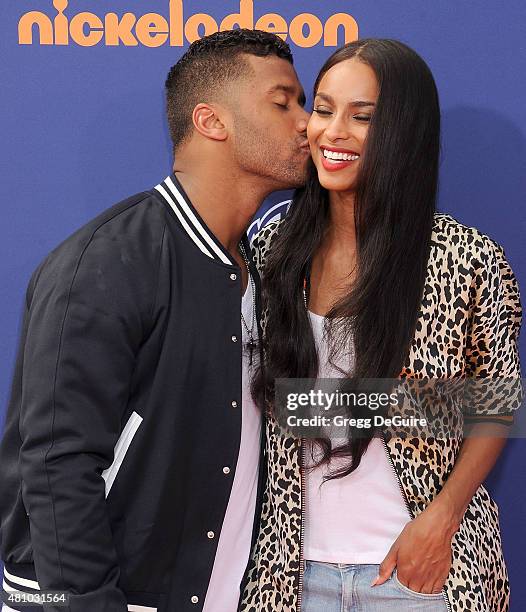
[0,29,309,612]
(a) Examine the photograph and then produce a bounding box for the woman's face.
[307,58,379,194]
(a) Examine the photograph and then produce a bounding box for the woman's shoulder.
[251,212,506,260]
[249,218,283,272]
[431,213,520,323]
[431,212,508,269]
[252,218,282,246]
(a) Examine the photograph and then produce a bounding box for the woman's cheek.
[307,116,321,143]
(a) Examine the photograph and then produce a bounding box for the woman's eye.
[312,108,332,116]
[275,102,289,110]
[353,114,371,122]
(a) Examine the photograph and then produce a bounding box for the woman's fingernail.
[370,575,379,587]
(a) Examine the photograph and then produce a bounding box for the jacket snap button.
[207,531,215,539]
[230,273,237,281]
[231,335,238,342]
[231,400,238,408]
[223,466,231,474]
[191,595,199,604]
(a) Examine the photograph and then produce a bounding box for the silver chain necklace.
[239,242,256,365]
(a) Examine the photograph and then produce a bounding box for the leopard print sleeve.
[249,219,282,276]
[463,235,522,418]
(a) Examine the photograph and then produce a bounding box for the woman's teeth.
[322,149,360,162]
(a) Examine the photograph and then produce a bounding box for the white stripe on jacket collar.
[155,175,235,266]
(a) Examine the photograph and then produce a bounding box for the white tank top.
[304,311,410,564]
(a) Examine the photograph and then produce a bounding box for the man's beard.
[232,118,308,189]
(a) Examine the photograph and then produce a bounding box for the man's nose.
[297,108,310,133]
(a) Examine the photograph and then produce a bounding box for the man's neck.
[173,164,269,257]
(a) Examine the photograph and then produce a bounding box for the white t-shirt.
[202,278,262,611]
[304,311,410,564]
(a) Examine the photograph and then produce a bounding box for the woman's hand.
[372,493,460,594]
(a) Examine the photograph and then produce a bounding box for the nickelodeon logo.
[18,0,358,48]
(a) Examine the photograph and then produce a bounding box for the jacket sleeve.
[463,236,522,419]
[18,216,161,611]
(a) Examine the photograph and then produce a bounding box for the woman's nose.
[324,116,350,142]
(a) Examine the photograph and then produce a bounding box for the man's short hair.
[165,29,293,152]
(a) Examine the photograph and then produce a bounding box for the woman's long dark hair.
[253,39,440,479]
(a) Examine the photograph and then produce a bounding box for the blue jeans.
[302,561,448,612]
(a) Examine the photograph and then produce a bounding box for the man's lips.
[297,141,310,156]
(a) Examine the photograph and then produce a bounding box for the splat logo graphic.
[18,0,359,48]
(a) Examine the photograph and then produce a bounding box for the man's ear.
[192,103,228,142]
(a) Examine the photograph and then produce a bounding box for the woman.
[240,40,521,611]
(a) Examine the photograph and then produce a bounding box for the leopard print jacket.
[240,213,522,612]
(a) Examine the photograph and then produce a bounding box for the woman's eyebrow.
[315,92,376,108]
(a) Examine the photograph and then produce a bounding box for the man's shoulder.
[29,189,168,296]
[63,189,166,248]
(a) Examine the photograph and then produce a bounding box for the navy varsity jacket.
[0,174,264,612]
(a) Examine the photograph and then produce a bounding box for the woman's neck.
[323,190,357,254]
[308,191,358,316]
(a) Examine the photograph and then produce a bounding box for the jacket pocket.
[102,411,143,497]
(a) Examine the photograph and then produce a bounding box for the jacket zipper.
[296,438,306,612]
[380,433,452,612]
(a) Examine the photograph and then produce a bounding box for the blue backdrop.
[1,0,525,607]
